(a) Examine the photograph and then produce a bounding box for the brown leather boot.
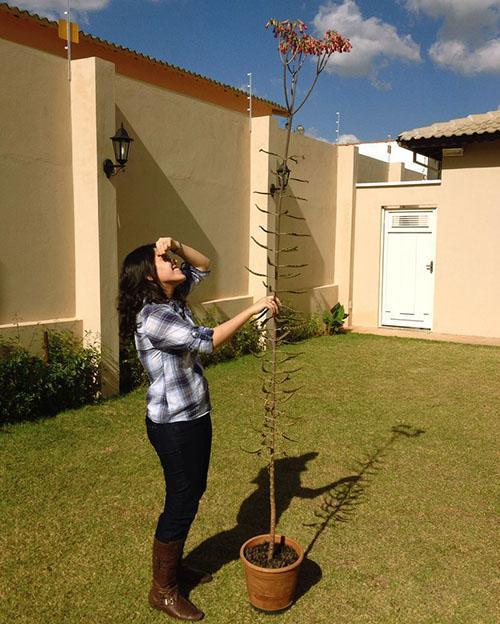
[149,538,204,621]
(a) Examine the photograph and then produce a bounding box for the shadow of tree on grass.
[302,424,426,550]
[296,423,425,602]
[184,424,425,603]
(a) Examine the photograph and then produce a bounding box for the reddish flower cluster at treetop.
[266,18,352,57]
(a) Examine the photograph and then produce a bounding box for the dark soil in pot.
[244,541,299,568]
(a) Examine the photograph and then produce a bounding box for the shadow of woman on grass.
[183,452,334,594]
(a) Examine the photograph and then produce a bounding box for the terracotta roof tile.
[399,110,500,142]
[80,29,283,109]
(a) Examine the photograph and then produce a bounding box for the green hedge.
[0,331,101,425]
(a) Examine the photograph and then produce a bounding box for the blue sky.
[13,0,500,142]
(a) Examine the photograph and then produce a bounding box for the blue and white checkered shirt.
[134,264,214,424]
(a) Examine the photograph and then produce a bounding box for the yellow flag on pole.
[58,19,79,44]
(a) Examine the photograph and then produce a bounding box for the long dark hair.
[118,244,169,341]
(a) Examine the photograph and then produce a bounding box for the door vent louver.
[392,214,429,228]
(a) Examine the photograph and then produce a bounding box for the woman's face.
[154,252,187,288]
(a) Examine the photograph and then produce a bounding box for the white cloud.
[313,1,421,88]
[14,0,112,11]
[14,1,112,22]
[338,133,360,144]
[304,127,334,143]
[406,0,500,74]
[303,128,360,144]
[429,38,500,74]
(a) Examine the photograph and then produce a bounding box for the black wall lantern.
[270,161,291,196]
[103,123,134,178]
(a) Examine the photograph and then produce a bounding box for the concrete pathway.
[349,326,500,347]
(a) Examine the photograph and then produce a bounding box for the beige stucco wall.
[268,122,338,312]
[334,145,357,313]
[352,183,441,328]
[433,140,500,337]
[0,40,75,328]
[358,154,389,183]
[357,154,424,183]
[114,75,251,306]
[0,33,343,390]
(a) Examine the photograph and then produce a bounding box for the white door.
[381,209,436,329]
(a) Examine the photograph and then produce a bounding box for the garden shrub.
[278,304,325,343]
[0,341,46,423]
[0,330,101,424]
[41,331,101,415]
[322,302,349,335]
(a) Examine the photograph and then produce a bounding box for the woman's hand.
[212,295,281,348]
[155,237,180,257]
[250,295,281,318]
[155,238,211,272]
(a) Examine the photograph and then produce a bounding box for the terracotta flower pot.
[240,534,304,612]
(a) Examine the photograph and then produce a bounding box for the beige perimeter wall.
[267,123,339,312]
[115,75,251,308]
[1,35,344,393]
[433,140,500,337]
[0,40,75,327]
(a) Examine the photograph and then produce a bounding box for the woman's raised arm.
[155,237,210,272]
[212,296,279,348]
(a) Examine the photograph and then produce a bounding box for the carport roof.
[398,109,500,160]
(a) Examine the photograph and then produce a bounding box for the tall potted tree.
[240,18,351,611]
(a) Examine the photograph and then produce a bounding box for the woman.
[118,237,279,621]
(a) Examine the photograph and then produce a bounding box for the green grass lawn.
[2,333,499,624]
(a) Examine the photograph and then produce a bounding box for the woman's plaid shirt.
[135,264,214,423]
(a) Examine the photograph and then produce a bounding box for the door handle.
[426,260,434,274]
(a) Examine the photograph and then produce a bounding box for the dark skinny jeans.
[146,414,212,543]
